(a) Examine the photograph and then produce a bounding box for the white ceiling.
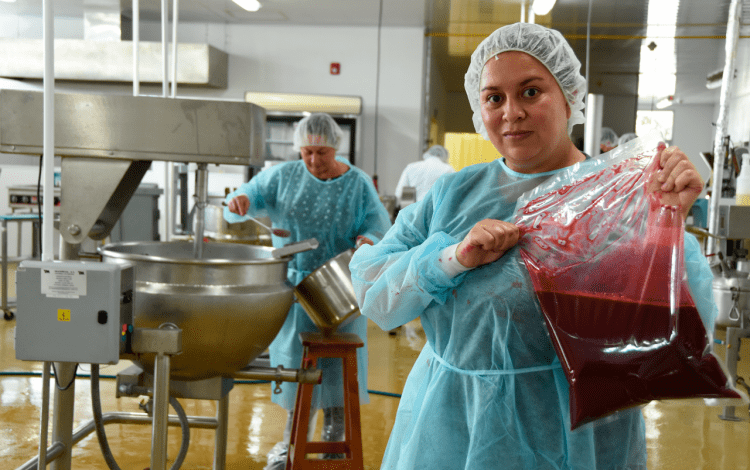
[1,0,748,106]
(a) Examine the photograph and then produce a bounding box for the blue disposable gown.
[226,157,392,410]
[350,157,717,470]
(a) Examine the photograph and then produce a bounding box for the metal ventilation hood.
[0,38,228,88]
[0,0,227,88]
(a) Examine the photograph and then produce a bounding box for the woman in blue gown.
[350,23,711,470]
[225,112,392,469]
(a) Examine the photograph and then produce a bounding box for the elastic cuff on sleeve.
[438,243,473,277]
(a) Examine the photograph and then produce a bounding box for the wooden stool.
[286,331,364,470]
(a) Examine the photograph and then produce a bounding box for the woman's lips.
[504,130,531,139]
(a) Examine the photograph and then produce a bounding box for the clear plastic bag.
[514,134,746,430]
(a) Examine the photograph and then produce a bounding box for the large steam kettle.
[100,238,319,380]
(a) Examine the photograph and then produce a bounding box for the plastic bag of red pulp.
[513,134,746,430]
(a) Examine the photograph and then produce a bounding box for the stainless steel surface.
[100,240,294,381]
[61,157,150,244]
[271,238,319,259]
[232,365,322,385]
[193,164,208,259]
[713,274,750,328]
[132,327,183,356]
[294,249,360,336]
[717,205,750,240]
[151,350,171,470]
[0,39,228,87]
[200,204,272,245]
[0,90,266,165]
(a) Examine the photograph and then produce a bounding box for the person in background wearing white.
[394,144,455,206]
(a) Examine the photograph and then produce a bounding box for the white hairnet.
[618,133,638,146]
[600,127,619,147]
[292,113,343,152]
[464,22,587,138]
[423,145,450,161]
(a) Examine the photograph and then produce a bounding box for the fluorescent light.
[232,0,261,12]
[0,0,17,3]
[532,0,556,16]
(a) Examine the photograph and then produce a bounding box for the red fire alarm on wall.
[330,62,341,75]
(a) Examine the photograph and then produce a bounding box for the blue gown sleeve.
[684,232,718,332]
[350,187,469,332]
[354,174,392,244]
[223,167,280,217]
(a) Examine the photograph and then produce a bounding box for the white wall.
[671,104,716,160]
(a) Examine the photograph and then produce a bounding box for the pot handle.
[272,238,319,258]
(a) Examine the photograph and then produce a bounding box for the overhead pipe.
[40,5,54,469]
[707,0,742,256]
[133,0,139,96]
[171,0,179,98]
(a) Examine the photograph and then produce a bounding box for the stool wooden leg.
[288,334,365,470]
[287,351,317,468]
[342,350,363,466]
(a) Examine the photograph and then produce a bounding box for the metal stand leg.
[1,218,11,320]
[50,362,77,470]
[151,352,171,470]
[213,390,230,470]
[720,326,750,421]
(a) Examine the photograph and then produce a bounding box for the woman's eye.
[486,94,501,104]
[523,88,539,98]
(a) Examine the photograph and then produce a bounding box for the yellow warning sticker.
[57,309,71,322]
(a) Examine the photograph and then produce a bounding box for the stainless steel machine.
[3,89,322,470]
[710,203,750,421]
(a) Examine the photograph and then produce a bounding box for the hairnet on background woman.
[225,112,391,469]
[600,127,619,152]
[350,22,710,470]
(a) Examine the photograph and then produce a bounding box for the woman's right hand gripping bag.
[514,133,747,430]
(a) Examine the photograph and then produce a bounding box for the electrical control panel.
[15,260,134,364]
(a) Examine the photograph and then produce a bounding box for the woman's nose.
[502,98,525,122]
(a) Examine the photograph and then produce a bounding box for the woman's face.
[300,145,339,179]
[479,51,575,173]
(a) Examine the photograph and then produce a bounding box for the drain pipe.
[707,0,742,256]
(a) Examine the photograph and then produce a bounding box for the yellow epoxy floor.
[2,316,750,469]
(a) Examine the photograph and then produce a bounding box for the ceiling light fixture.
[0,0,18,3]
[532,0,556,16]
[232,0,261,12]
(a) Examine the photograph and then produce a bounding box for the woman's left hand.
[649,143,704,219]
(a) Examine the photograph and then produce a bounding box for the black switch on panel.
[97,310,108,324]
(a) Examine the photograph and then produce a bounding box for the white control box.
[15,260,134,364]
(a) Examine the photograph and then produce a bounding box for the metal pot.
[100,240,295,380]
[294,249,360,336]
[200,203,272,246]
[713,273,750,328]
